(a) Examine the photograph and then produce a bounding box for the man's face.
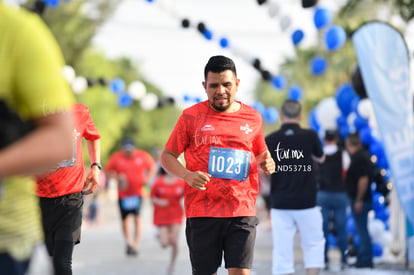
[123,147,134,157]
[203,70,239,112]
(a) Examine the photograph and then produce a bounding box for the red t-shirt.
[150,175,185,226]
[105,149,156,198]
[36,103,101,198]
[165,101,267,218]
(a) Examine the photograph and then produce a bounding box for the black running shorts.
[185,216,258,275]
[39,192,83,256]
[118,195,142,220]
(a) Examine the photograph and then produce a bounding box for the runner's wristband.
[91,162,102,170]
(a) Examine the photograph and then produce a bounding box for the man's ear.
[236,78,240,90]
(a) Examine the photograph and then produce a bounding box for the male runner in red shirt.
[105,138,157,256]
[36,103,101,275]
[161,55,275,275]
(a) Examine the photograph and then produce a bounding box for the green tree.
[24,0,121,67]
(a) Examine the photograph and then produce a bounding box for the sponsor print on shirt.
[208,147,251,181]
[57,128,80,168]
[273,142,312,173]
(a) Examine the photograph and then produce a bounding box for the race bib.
[208,147,251,181]
[120,196,140,210]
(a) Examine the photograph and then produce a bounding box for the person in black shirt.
[265,99,325,275]
[345,133,373,268]
[315,130,350,270]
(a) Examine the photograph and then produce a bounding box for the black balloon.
[197,22,206,33]
[261,70,272,81]
[29,0,46,16]
[351,65,367,98]
[86,78,95,87]
[181,19,190,28]
[301,0,318,8]
[98,77,107,86]
[257,0,267,5]
[252,58,262,70]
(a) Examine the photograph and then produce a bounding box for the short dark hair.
[346,132,361,147]
[325,130,338,142]
[281,99,301,119]
[204,55,237,80]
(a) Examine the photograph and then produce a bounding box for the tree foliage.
[21,0,182,163]
[24,0,121,67]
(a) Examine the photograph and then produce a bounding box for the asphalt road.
[70,194,413,275]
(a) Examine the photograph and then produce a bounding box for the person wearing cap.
[105,138,157,256]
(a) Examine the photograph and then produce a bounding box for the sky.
[6,0,411,106]
[91,0,345,106]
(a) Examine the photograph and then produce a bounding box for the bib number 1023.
[208,147,251,181]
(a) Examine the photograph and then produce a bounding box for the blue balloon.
[308,109,320,132]
[336,114,348,128]
[219,37,229,48]
[203,29,213,40]
[372,243,383,257]
[325,25,347,51]
[359,126,372,145]
[291,29,304,46]
[377,156,389,170]
[375,207,390,222]
[194,97,202,103]
[313,7,333,30]
[338,124,350,139]
[354,114,369,130]
[252,102,265,115]
[384,221,390,231]
[183,94,191,102]
[288,85,303,101]
[327,233,337,248]
[335,83,357,116]
[353,234,360,248]
[118,93,133,108]
[310,56,327,76]
[346,216,357,236]
[109,78,125,94]
[372,191,386,212]
[264,107,279,124]
[271,75,287,90]
[369,139,385,159]
[45,0,59,8]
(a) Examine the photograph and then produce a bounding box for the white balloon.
[61,65,76,83]
[379,231,393,247]
[369,115,378,129]
[315,97,341,130]
[368,218,386,243]
[357,98,374,119]
[140,93,158,111]
[128,81,147,100]
[279,15,291,32]
[268,2,280,18]
[71,76,88,94]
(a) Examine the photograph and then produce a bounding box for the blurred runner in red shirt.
[151,167,185,275]
[105,138,157,256]
[36,103,101,275]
